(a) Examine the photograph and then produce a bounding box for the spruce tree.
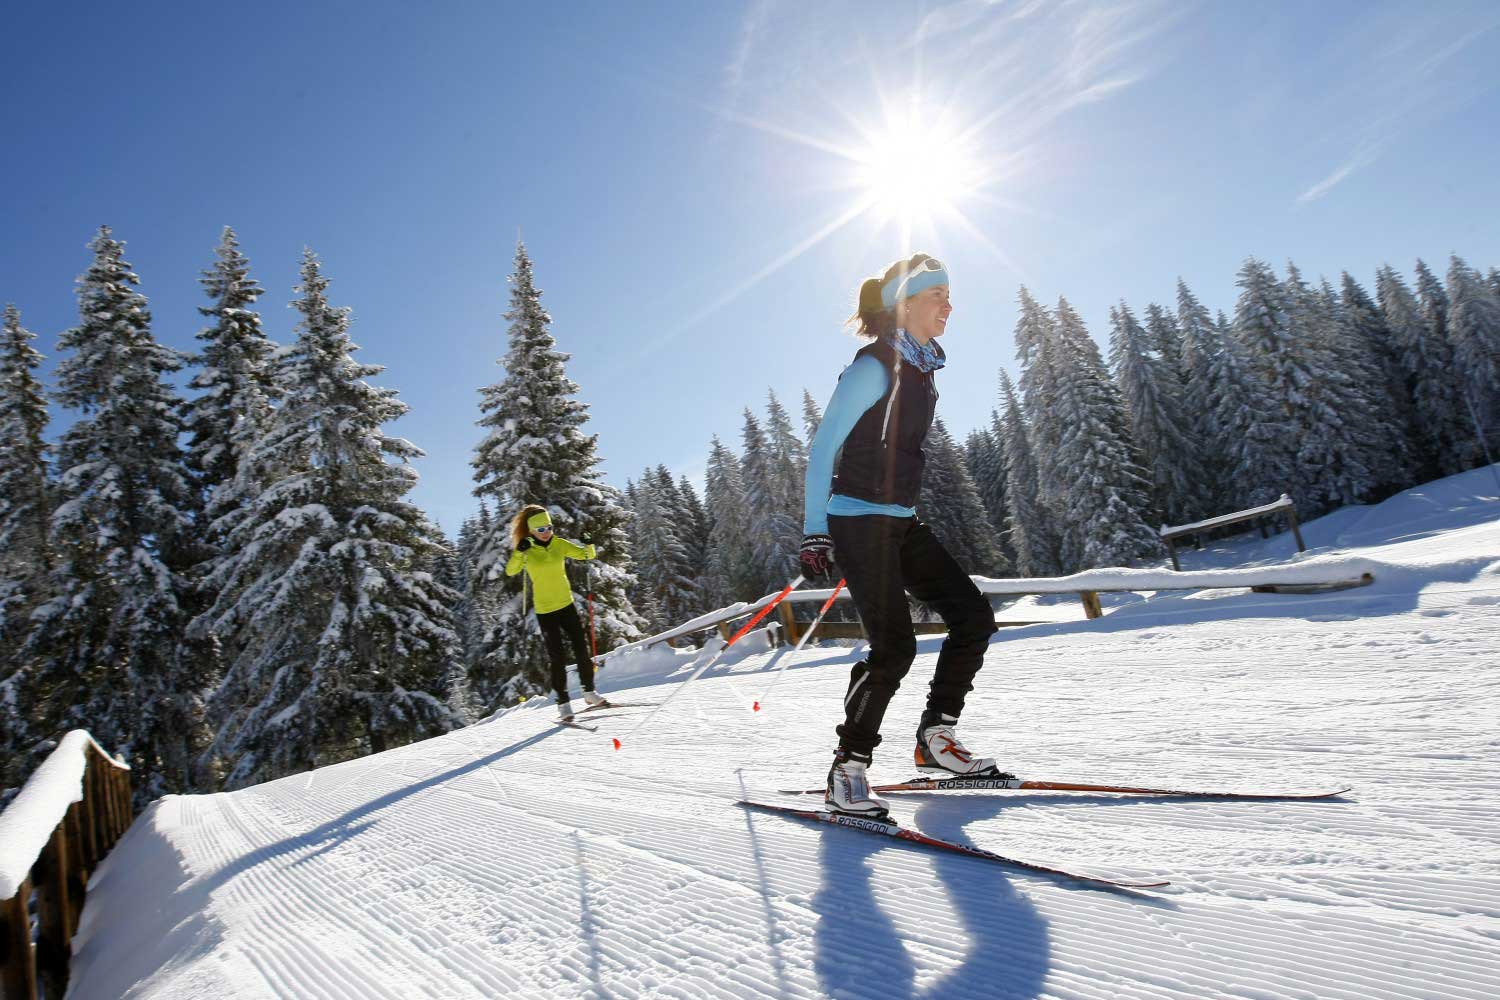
[964,426,1009,541]
[704,435,756,607]
[194,250,461,787]
[919,417,1007,575]
[1209,307,1289,509]
[470,242,644,699]
[628,471,699,632]
[740,408,800,593]
[1377,265,1468,477]
[0,304,53,787]
[996,371,1062,576]
[1232,258,1333,511]
[1142,303,1187,388]
[1445,255,1500,462]
[763,390,808,537]
[181,227,280,546]
[25,227,203,802]
[1341,271,1421,489]
[1175,281,1231,507]
[1277,262,1383,508]
[1109,302,1210,524]
[0,305,52,649]
[801,389,823,445]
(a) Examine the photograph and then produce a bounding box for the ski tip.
[611,738,622,751]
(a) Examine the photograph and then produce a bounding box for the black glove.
[581,533,593,545]
[799,533,835,578]
[516,537,532,552]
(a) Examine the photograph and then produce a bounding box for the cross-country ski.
[780,775,1352,800]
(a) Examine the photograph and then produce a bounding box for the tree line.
[3,228,1496,800]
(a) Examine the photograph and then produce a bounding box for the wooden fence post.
[1079,591,1103,620]
[62,804,87,937]
[1,877,37,1000]
[34,824,75,1000]
[778,602,801,647]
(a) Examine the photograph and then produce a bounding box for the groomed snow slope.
[69,468,1500,999]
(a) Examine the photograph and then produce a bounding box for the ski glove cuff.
[799,533,836,578]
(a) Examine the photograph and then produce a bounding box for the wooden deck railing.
[0,732,133,1000]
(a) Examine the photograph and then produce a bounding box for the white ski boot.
[915,712,1005,777]
[583,690,608,709]
[556,698,574,721]
[825,749,891,820]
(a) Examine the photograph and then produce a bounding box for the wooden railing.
[0,732,133,1000]
[1160,494,1306,571]
[598,556,1380,664]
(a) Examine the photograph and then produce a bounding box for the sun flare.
[854,111,982,226]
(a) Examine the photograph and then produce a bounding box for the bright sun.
[854,111,981,225]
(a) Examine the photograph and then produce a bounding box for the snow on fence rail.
[1159,494,1306,571]
[597,554,1380,664]
[1,730,133,1000]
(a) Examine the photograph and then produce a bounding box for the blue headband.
[881,260,950,310]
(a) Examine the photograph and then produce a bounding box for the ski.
[576,700,658,714]
[780,776,1349,800]
[738,799,1168,890]
[553,718,598,732]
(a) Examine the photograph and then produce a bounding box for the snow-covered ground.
[68,468,1500,999]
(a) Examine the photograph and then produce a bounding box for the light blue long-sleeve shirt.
[802,354,918,535]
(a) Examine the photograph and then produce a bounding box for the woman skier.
[506,504,607,719]
[799,254,1002,819]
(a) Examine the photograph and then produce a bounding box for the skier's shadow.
[810,796,1050,1000]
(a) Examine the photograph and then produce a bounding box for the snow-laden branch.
[0,730,128,899]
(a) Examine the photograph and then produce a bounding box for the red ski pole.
[613,575,805,750]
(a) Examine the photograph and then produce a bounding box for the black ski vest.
[831,338,940,507]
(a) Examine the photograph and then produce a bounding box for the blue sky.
[3,1,1498,533]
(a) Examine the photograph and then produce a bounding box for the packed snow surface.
[68,468,1500,998]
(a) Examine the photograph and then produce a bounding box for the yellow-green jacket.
[505,537,597,614]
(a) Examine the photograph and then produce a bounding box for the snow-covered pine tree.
[1230,258,1331,512]
[918,417,1007,576]
[194,249,461,788]
[996,370,1063,576]
[801,389,823,446]
[1174,281,1232,508]
[1206,305,1291,510]
[676,473,711,600]
[181,227,280,546]
[0,305,52,650]
[1142,303,1187,389]
[24,227,204,802]
[1340,272,1422,489]
[1376,265,1468,477]
[628,470,699,633]
[1109,302,1211,525]
[0,304,53,787]
[652,466,708,621]
[454,504,504,711]
[1272,261,1379,510]
[469,242,644,701]
[1314,275,1412,497]
[764,389,808,533]
[1414,259,1451,350]
[963,426,1008,541]
[704,435,756,607]
[1012,288,1065,509]
[1445,255,1500,465]
[740,407,800,594]
[1489,267,1500,300]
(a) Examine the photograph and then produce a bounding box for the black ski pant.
[827,514,997,757]
[536,603,595,700]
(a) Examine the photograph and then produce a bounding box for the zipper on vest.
[880,357,902,445]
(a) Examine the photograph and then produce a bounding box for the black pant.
[828,515,997,756]
[536,603,595,700]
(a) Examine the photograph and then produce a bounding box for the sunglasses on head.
[888,257,945,301]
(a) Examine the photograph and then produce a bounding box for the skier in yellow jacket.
[505,504,606,719]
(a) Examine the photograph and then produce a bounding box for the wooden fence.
[1,733,133,1000]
